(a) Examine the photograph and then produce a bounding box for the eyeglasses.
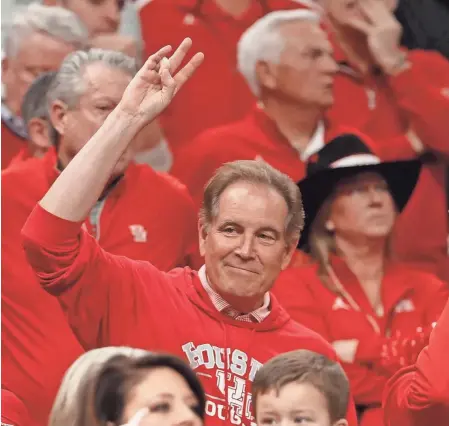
[119,408,150,426]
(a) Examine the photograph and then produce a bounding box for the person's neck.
[2,97,21,117]
[261,98,323,155]
[223,292,266,314]
[335,236,387,306]
[213,0,252,17]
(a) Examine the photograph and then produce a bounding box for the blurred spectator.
[319,0,449,282]
[49,348,206,426]
[8,71,57,164]
[135,0,304,153]
[172,9,338,208]
[1,389,33,426]
[252,350,350,426]
[274,135,449,426]
[1,48,198,426]
[395,0,449,59]
[89,33,144,62]
[44,0,123,35]
[1,3,88,169]
[383,296,449,426]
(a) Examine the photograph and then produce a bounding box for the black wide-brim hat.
[297,133,422,250]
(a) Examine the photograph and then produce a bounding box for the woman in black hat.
[273,134,449,426]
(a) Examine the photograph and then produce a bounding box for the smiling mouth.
[227,265,259,275]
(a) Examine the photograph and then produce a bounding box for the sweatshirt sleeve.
[21,204,171,350]
[383,298,449,426]
[387,50,449,157]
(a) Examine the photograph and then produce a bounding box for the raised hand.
[345,0,408,75]
[119,38,204,125]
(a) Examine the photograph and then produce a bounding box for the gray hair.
[21,71,57,126]
[200,160,305,241]
[49,346,151,426]
[237,9,321,97]
[3,3,89,58]
[47,48,138,110]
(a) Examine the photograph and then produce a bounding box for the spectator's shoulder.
[2,156,47,196]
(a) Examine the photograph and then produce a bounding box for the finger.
[173,51,204,93]
[345,18,372,35]
[143,45,173,71]
[160,57,176,98]
[168,38,193,74]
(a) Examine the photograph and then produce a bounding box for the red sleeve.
[387,50,449,157]
[383,298,449,426]
[21,204,171,350]
[170,132,241,210]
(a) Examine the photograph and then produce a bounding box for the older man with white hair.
[1,3,89,169]
[171,8,360,214]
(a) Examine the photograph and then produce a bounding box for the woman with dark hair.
[49,347,205,426]
[274,134,449,426]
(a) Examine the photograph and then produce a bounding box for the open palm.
[119,38,204,124]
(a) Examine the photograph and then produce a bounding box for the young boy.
[252,350,349,426]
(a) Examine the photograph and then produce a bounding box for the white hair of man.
[47,48,138,111]
[237,9,322,97]
[3,2,89,59]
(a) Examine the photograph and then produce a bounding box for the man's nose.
[235,234,256,259]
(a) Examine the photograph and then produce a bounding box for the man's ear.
[255,60,278,93]
[49,100,69,137]
[333,419,348,426]
[198,220,209,257]
[280,235,300,270]
[27,118,53,151]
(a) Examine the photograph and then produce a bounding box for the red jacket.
[327,48,449,282]
[1,390,33,426]
[273,257,448,426]
[136,0,303,151]
[383,297,449,426]
[171,105,362,209]
[1,120,27,170]
[1,150,198,426]
[21,205,359,426]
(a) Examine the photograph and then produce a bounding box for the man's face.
[327,172,397,242]
[62,0,123,35]
[2,32,76,116]
[199,182,297,311]
[53,62,134,177]
[261,21,338,108]
[322,0,398,27]
[256,382,348,426]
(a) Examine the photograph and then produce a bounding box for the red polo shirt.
[1,149,198,426]
[327,46,449,282]
[274,257,449,426]
[171,104,364,209]
[136,0,304,152]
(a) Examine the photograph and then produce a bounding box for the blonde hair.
[49,346,150,426]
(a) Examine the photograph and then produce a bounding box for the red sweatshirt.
[273,258,449,426]
[2,150,198,426]
[171,105,365,210]
[383,298,449,426]
[136,0,304,151]
[21,205,358,426]
[1,389,33,426]
[327,49,449,282]
[1,120,27,170]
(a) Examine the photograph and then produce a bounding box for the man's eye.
[223,227,236,234]
[150,402,171,413]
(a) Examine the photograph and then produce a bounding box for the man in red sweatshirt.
[2,48,199,426]
[21,39,357,426]
[383,296,449,426]
[1,3,88,169]
[318,0,449,282]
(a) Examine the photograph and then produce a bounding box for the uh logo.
[182,341,263,425]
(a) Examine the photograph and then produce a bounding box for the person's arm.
[383,298,449,426]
